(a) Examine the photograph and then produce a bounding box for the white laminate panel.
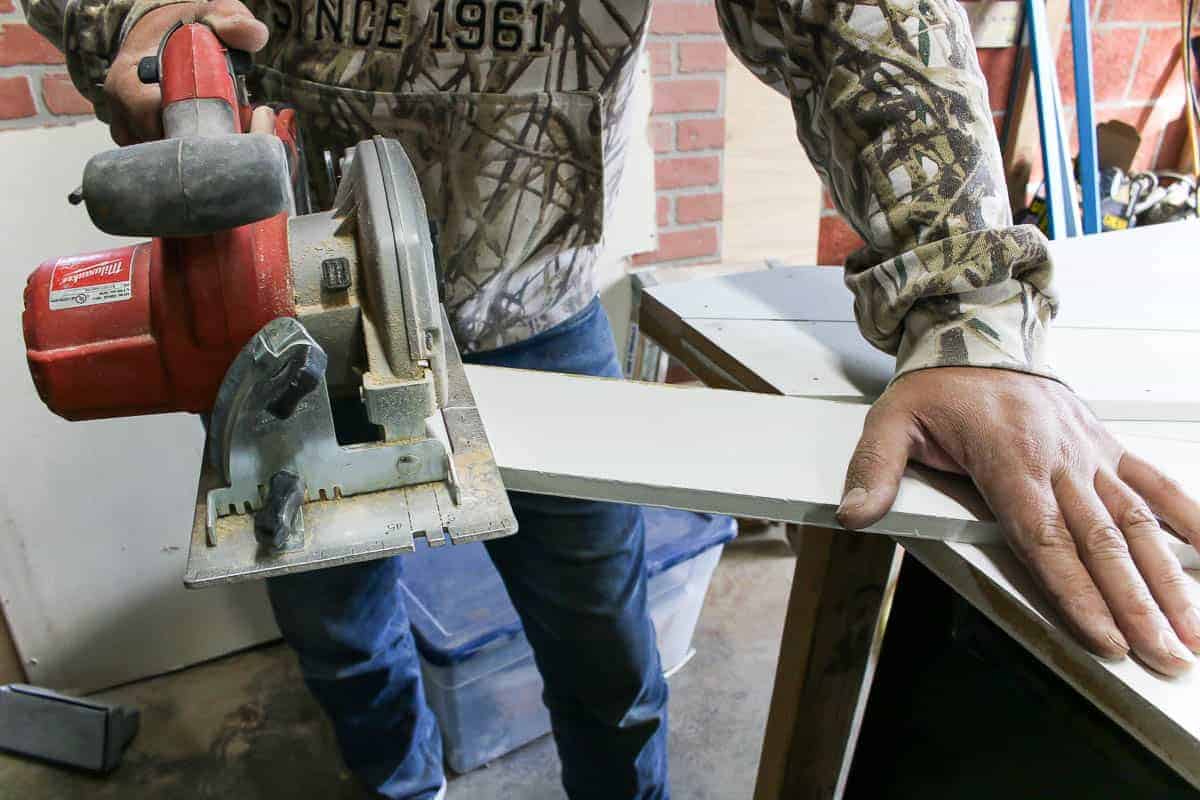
[685,318,1200,422]
[647,220,1200,331]
[468,365,1200,573]
[0,122,278,692]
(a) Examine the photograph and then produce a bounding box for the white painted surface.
[648,265,855,323]
[640,249,1200,784]
[1049,328,1200,419]
[680,318,1200,421]
[1047,219,1200,330]
[649,219,1200,330]
[647,224,1200,421]
[686,319,890,396]
[465,365,1200,781]
[472,365,988,541]
[469,364,1199,572]
[1108,421,1200,442]
[0,122,278,692]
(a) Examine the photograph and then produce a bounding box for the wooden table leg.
[0,606,25,684]
[754,526,903,800]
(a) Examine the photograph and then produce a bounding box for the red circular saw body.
[22,214,294,420]
[21,24,298,421]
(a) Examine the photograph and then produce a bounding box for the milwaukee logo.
[50,255,133,293]
[48,250,136,311]
[57,260,123,287]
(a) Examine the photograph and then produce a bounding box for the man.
[21,0,1200,797]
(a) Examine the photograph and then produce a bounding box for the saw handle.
[80,22,299,237]
[137,21,253,137]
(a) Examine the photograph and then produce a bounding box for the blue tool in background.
[1070,0,1102,234]
[1022,0,1100,238]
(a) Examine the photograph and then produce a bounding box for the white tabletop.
[645,219,1200,422]
[640,226,1200,788]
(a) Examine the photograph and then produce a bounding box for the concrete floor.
[0,528,795,800]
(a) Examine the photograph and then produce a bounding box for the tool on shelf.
[1022,0,1098,238]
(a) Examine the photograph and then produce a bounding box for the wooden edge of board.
[639,295,786,396]
[636,292,683,353]
[674,321,783,395]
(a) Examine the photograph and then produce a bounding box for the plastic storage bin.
[399,507,736,774]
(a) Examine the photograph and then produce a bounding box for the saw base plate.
[184,325,517,588]
[184,453,514,586]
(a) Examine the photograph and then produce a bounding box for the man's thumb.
[837,407,913,530]
[204,4,270,52]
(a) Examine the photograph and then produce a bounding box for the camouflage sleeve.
[717,0,1060,381]
[19,0,191,121]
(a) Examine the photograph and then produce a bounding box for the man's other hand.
[104,0,268,145]
[838,367,1200,676]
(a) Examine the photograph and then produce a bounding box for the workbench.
[636,220,1200,798]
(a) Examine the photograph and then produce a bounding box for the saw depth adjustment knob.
[254,470,304,551]
[262,340,329,420]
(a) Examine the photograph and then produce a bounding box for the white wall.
[0,122,278,692]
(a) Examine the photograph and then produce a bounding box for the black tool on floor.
[0,684,139,773]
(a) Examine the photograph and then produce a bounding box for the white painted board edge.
[905,538,1200,789]
[469,366,1200,570]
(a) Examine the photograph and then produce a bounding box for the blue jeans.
[266,298,669,799]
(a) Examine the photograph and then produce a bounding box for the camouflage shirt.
[24,0,1057,376]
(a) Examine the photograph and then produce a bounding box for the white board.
[1108,421,1200,442]
[0,122,278,693]
[1047,219,1200,330]
[632,221,1200,785]
[680,318,1200,421]
[648,265,856,323]
[470,365,1200,782]
[468,365,1200,571]
[647,220,1200,331]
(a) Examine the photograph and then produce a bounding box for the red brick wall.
[1058,0,1194,172]
[0,4,93,128]
[3,1,729,271]
[818,0,1196,266]
[634,0,727,267]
